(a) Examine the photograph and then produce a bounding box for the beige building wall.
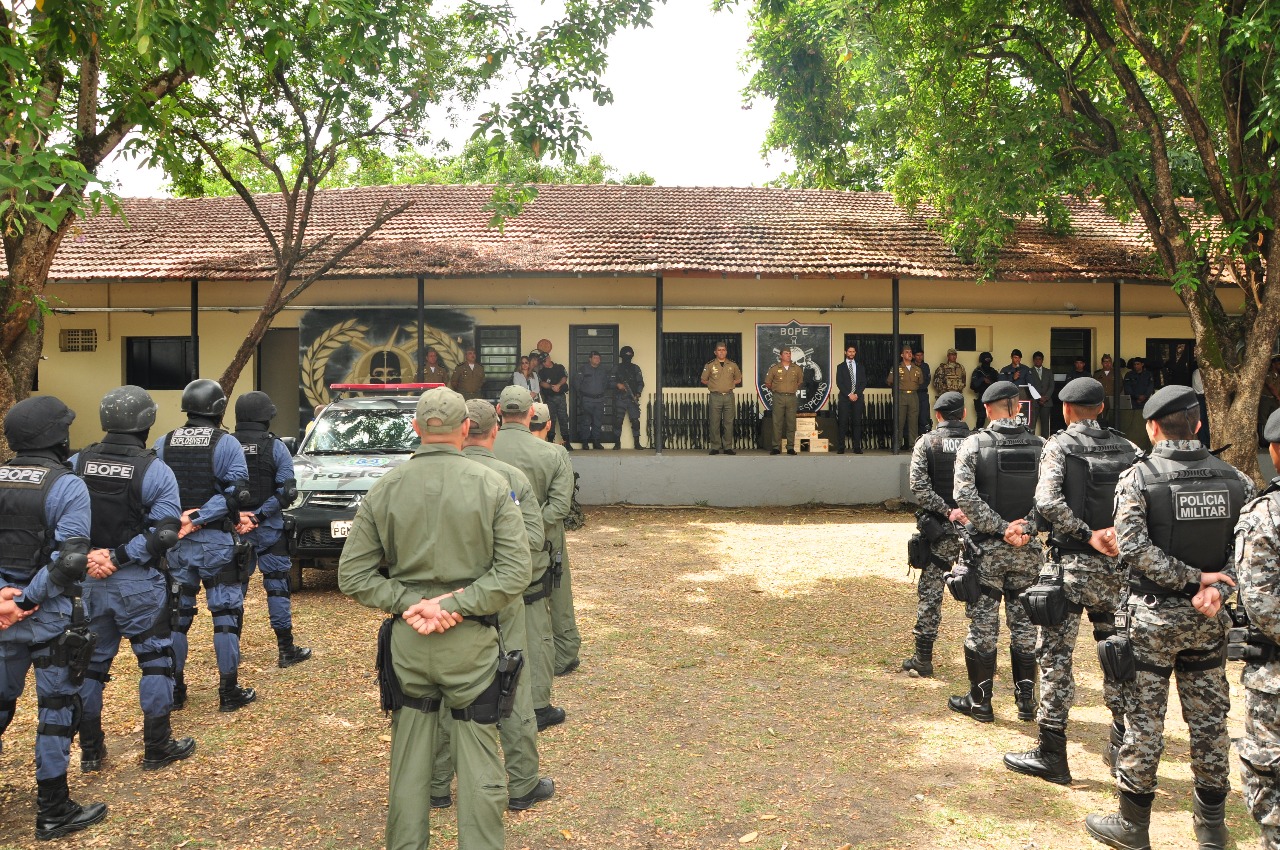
[42,275,1206,446]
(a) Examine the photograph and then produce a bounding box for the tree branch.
[82,67,190,172]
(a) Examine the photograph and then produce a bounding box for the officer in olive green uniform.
[338,387,531,850]
[430,399,555,812]
[701,342,743,455]
[449,348,487,400]
[765,348,804,455]
[421,349,450,384]
[890,347,927,448]
[494,386,575,727]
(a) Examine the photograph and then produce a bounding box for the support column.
[190,279,200,379]
[1113,281,1122,419]
[416,276,426,382]
[892,276,900,456]
[654,273,664,454]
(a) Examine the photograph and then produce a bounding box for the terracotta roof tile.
[42,185,1167,284]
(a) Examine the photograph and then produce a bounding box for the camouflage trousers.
[1035,554,1127,731]
[1239,686,1280,850]
[1116,597,1231,796]
[913,534,961,640]
[964,538,1042,656]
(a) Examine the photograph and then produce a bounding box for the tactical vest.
[234,428,279,512]
[1136,445,1247,575]
[973,424,1043,522]
[74,439,154,550]
[925,421,971,509]
[163,426,224,511]
[0,456,67,584]
[1050,426,1137,552]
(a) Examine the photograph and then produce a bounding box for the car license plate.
[330,520,353,539]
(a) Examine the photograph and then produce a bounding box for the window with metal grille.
[662,332,743,387]
[126,337,195,390]
[476,325,521,398]
[1050,328,1091,375]
[844,333,924,389]
[59,328,98,353]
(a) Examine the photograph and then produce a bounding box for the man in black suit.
[835,344,867,454]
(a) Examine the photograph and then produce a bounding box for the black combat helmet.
[620,346,634,360]
[235,391,277,424]
[100,385,158,433]
[5,396,75,450]
[180,379,227,417]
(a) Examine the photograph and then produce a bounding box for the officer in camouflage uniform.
[931,348,968,410]
[948,381,1044,724]
[339,387,531,850]
[1003,378,1136,786]
[1086,385,1253,850]
[902,392,971,677]
[1232,408,1280,850]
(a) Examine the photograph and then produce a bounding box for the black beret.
[1010,349,1023,358]
[933,391,965,414]
[1059,377,1105,406]
[982,381,1021,404]
[1265,408,1280,444]
[1142,385,1199,420]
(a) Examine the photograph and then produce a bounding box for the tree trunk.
[218,272,286,395]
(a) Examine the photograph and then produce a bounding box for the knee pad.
[450,675,502,726]
[36,693,82,739]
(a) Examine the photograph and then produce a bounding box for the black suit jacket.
[835,358,868,399]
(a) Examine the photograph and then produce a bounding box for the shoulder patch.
[511,490,520,506]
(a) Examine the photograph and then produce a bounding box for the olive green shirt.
[493,422,574,552]
[337,442,531,618]
[701,358,742,393]
[450,363,487,398]
[889,362,926,392]
[463,444,546,580]
[422,363,450,384]
[765,362,803,394]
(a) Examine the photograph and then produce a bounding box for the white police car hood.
[293,451,415,493]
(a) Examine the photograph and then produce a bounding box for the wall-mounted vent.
[59,328,98,353]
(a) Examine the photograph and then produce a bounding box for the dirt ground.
[0,506,1263,849]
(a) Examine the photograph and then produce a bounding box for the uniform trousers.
[895,392,920,448]
[964,539,1041,657]
[80,566,174,719]
[551,537,580,671]
[241,524,294,631]
[167,528,243,676]
[708,393,735,451]
[772,393,798,450]
[913,534,961,639]
[0,603,78,780]
[1239,687,1280,850]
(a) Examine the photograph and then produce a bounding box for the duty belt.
[1130,573,1200,599]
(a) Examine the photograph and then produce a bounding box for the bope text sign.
[755,322,831,413]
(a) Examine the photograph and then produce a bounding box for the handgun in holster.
[376,614,404,714]
[944,524,983,604]
[234,536,255,583]
[1021,562,1069,627]
[496,643,525,721]
[1097,607,1137,682]
[551,549,564,588]
[59,596,98,688]
[161,558,183,632]
[1226,604,1279,662]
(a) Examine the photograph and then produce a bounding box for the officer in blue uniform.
[72,386,196,773]
[0,396,108,839]
[154,379,256,712]
[232,391,311,667]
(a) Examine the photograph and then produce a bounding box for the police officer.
[948,381,1044,724]
[611,346,644,450]
[766,347,804,455]
[574,351,610,450]
[970,352,1000,427]
[449,347,487,400]
[902,392,971,677]
[931,349,968,412]
[231,391,311,668]
[0,396,107,839]
[71,386,195,775]
[888,346,925,450]
[1002,378,1136,786]
[702,342,743,455]
[1086,385,1252,850]
[431,399,555,811]
[494,386,576,719]
[155,379,256,712]
[999,349,1032,396]
[1234,408,1280,850]
[339,387,531,850]
[421,348,450,384]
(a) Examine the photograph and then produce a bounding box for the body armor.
[74,438,154,550]
[1137,445,1246,574]
[163,427,224,511]
[233,427,279,512]
[1050,426,1137,552]
[925,421,971,509]
[974,424,1043,522]
[0,457,67,584]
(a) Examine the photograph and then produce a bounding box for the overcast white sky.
[100,2,788,197]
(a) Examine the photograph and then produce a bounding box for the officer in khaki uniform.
[889,346,926,448]
[338,387,531,850]
[421,349,450,384]
[494,386,575,724]
[701,342,742,455]
[431,399,554,812]
[765,347,804,455]
[449,348,487,400]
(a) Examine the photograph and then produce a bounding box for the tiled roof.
[44,184,1166,284]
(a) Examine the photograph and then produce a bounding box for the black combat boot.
[171,670,187,711]
[1011,649,1038,721]
[1085,791,1152,850]
[141,714,196,770]
[274,628,313,668]
[948,647,995,723]
[1191,788,1230,850]
[1003,724,1072,785]
[901,636,934,678]
[1104,718,1125,770]
[34,774,107,840]
[77,713,105,773]
[217,673,257,713]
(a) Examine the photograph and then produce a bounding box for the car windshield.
[302,409,417,454]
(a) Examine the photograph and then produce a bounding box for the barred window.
[476,326,520,398]
[844,333,924,389]
[662,332,743,387]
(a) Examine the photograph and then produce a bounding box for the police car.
[286,384,440,571]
